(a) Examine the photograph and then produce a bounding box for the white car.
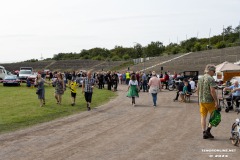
[0,66,7,80]
[18,70,33,81]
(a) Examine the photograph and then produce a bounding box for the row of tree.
[45,25,240,62]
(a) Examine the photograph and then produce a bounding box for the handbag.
[209,110,221,127]
[36,88,42,94]
[149,86,159,94]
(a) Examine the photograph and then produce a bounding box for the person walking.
[196,64,219,139]
[82,71,95,111]
[148,71,161,107]
[53,72,65,105]
[125,71,130,85]
[142,72,148,92]
[70,79,78,106]
[35,74,51,107]
[127,74,139,106]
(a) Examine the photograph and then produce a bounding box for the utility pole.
[208,28,211,49]
[239,21,240,44]
[223,25,225,42]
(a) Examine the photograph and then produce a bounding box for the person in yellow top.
[70,80,78,106]
[126,71,130,85]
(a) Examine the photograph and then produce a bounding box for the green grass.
[0,83,116,134]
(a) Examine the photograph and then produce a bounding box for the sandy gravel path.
[0,85,239,160]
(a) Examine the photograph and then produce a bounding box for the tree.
[144,41,165,57]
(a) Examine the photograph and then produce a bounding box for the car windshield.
[5,76,17,80]
[20,70,32,74]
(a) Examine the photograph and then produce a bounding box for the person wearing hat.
[196,64,219,139]
[148,71,161,107]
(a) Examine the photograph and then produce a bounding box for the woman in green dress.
[127,74,139,106]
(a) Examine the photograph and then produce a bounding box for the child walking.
[70,80,78,106]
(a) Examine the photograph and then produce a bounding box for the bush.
[216,41,226,49]
[123,54,130,60]
[111,55,121,61]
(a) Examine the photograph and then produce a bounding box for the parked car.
[176,71,199,81]
[18,70,33,81]
[20,67,33,72]
[0,66,8,80]
[3,75,20,86]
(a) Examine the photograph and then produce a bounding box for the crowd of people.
[11,64,240,140]
[33,70,179,109]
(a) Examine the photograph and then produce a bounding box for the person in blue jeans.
[142,72,148,92]
[148,71,161,107]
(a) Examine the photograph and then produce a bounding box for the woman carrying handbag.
[148,71,161,107]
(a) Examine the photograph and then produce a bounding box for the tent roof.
[216,61,240,72]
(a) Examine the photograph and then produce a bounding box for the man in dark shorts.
[82,71,95,111]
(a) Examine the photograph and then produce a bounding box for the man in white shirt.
[189,78,195,93]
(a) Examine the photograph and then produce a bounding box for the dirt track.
[0,85,239,160]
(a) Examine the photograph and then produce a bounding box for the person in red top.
[136,71,140,84]
[164,72,169,89]
[173,71,177,80]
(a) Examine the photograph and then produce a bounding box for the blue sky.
[0,0,239,63]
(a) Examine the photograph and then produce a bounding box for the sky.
[0,0,239,63]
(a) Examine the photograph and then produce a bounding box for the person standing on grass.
[35,74,51,107]
[53,72,65,105]
[127,74,139,106]
[196,64,218,139]
[70,79,78,106]
[82,71,95,111]
[148,71,161,107]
